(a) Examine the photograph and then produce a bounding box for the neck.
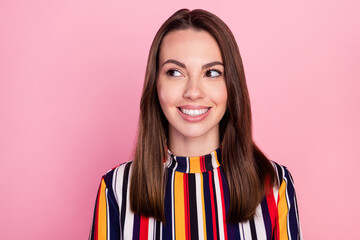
[168,126,220,157]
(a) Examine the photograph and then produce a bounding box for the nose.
[183,77,204,100]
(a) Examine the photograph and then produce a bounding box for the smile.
[179,107,210,117]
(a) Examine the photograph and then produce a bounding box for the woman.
[90,8,302,240]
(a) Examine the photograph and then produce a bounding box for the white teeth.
[180,108,209,117]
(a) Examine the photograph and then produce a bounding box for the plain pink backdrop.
[1,1,359,239]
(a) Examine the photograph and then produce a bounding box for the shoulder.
[270,160,296,187]
[269,161,298,208]
[102,161,134,190]
[270,161,302,238]
[96,161,134,211]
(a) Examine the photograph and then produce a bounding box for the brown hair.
[130,8,276,223]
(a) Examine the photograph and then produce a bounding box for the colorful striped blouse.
[90,148,302,240]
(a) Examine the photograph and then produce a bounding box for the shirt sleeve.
[89,171,120,240]
[276,165,302,240]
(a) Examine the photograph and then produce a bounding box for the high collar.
[164,147,222,173]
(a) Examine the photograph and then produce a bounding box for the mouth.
[177,107,211,117]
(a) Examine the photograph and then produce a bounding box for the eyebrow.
[161,59,224,69]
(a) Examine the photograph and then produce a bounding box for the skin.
[156,28,228,157]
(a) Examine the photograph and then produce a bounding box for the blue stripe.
[220,167,241,239]
[132,213,140,240]
[260,196,272,239]
[176,156,187,172]
[205,154,213,171]
[120,162,132,240]
[162,168,174,239]
[284,168,299,239]
[210,171,220,239]
[202,171,214,240]
[103,169,120,239]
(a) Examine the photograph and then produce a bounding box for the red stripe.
[139,216,149,240]
[208,171,218,240]
[184,174,190,240]
[264,178,279,239]
[274,214,279,240]
[266,188,277,231]
[200,156,205,172]
[217,168,228,240]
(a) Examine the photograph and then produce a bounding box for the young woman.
[90,9,302,240]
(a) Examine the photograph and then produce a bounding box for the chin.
[175,125,218,139]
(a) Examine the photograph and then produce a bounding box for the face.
[156,28,228,143]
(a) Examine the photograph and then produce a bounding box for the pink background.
[1,1,359,239]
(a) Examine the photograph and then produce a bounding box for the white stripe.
[279,165,286,182]
[239,223,245,240]
[195,174,204,239]
[164,152,172,168]
[211,151,218,168]
[114,164,126,240]
[105,188,110,240]
[295,200,302,240]
[273,163,285,206]
[123,165,134,240]
[241,221,252,239]
[253,204,267,239]
[148,218,154,240]
[173,156,178,171]
[186,157,189,172]
[213,169,225,240]
[112,167,120,205]
[170,164,177,240]
[299,219,303,240]
[273,184,279,204]
[278,164,291,239]
[271,162,280,204]
[159,222,163,239]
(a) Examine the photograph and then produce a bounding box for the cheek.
[210,84,228,106]
[157,82,176,110]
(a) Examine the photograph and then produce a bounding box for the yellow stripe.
[214,151,220,167]
[97,179,108,240]
[278,179,289,240]
[174,172,185,240]
[189,156,201,173]
[200,174,207,240]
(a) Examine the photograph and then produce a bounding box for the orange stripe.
[174,172,186,239]
[214,151,220,167]
[96,178,107,240]
[278,180,289,240]
[94,184,100,240]
[189,156,201,173]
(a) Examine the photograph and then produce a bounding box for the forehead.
[158,29,223,64]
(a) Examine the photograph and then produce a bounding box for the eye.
[205,69,222,78]
[166,69,183,77]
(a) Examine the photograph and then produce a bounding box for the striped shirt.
[90,148,302,239]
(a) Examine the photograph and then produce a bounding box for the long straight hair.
[130,8,276,223]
